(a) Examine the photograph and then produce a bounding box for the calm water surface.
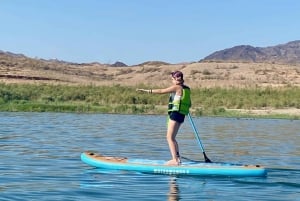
[0,112,299,200]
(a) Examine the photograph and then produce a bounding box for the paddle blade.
[203,152,212,163]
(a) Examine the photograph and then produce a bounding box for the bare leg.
[166,119,181,165]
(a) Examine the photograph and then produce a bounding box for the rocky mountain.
[202,40,300,64]
[0,50,129,67]
[110,61,128,67]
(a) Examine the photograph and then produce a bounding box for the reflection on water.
[168,177,180,201]
[0,112,299,200]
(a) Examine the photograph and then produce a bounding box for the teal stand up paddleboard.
[81,151,267,177]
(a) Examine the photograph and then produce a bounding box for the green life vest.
[168,85,191,115]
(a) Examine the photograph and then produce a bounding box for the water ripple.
[0,112,299,200]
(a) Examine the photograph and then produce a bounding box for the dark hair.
[171,71,183,79]
[171,71,184,84]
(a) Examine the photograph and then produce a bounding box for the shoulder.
[168,84,181,90]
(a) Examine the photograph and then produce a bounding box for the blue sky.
[1,0,299,65]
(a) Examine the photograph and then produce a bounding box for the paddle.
[188,113,212,163]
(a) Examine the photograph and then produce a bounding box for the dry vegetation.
[1,56,300,89]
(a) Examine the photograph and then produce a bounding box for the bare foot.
[165,159,180,166]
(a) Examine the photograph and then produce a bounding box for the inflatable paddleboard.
[81,151,267,177]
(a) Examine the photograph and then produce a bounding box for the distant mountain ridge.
[1,40,300,66]
[202,40,300,64]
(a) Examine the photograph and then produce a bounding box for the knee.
[166,135,175,142]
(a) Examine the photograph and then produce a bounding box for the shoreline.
[228,108,300,117]
[1,107,299,120]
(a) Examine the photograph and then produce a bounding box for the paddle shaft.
[188,113,212,163]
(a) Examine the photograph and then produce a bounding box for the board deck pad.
[81,151,267,177]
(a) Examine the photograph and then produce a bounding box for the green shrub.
[0,83,299,118]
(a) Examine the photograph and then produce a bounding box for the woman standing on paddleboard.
[137,71,191,165]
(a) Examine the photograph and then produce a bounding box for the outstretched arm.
[136,85,177,94]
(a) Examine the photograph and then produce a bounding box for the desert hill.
[202,40,300,64]
[1,41,300,88]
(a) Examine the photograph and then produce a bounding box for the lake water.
[0,112,299,200]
